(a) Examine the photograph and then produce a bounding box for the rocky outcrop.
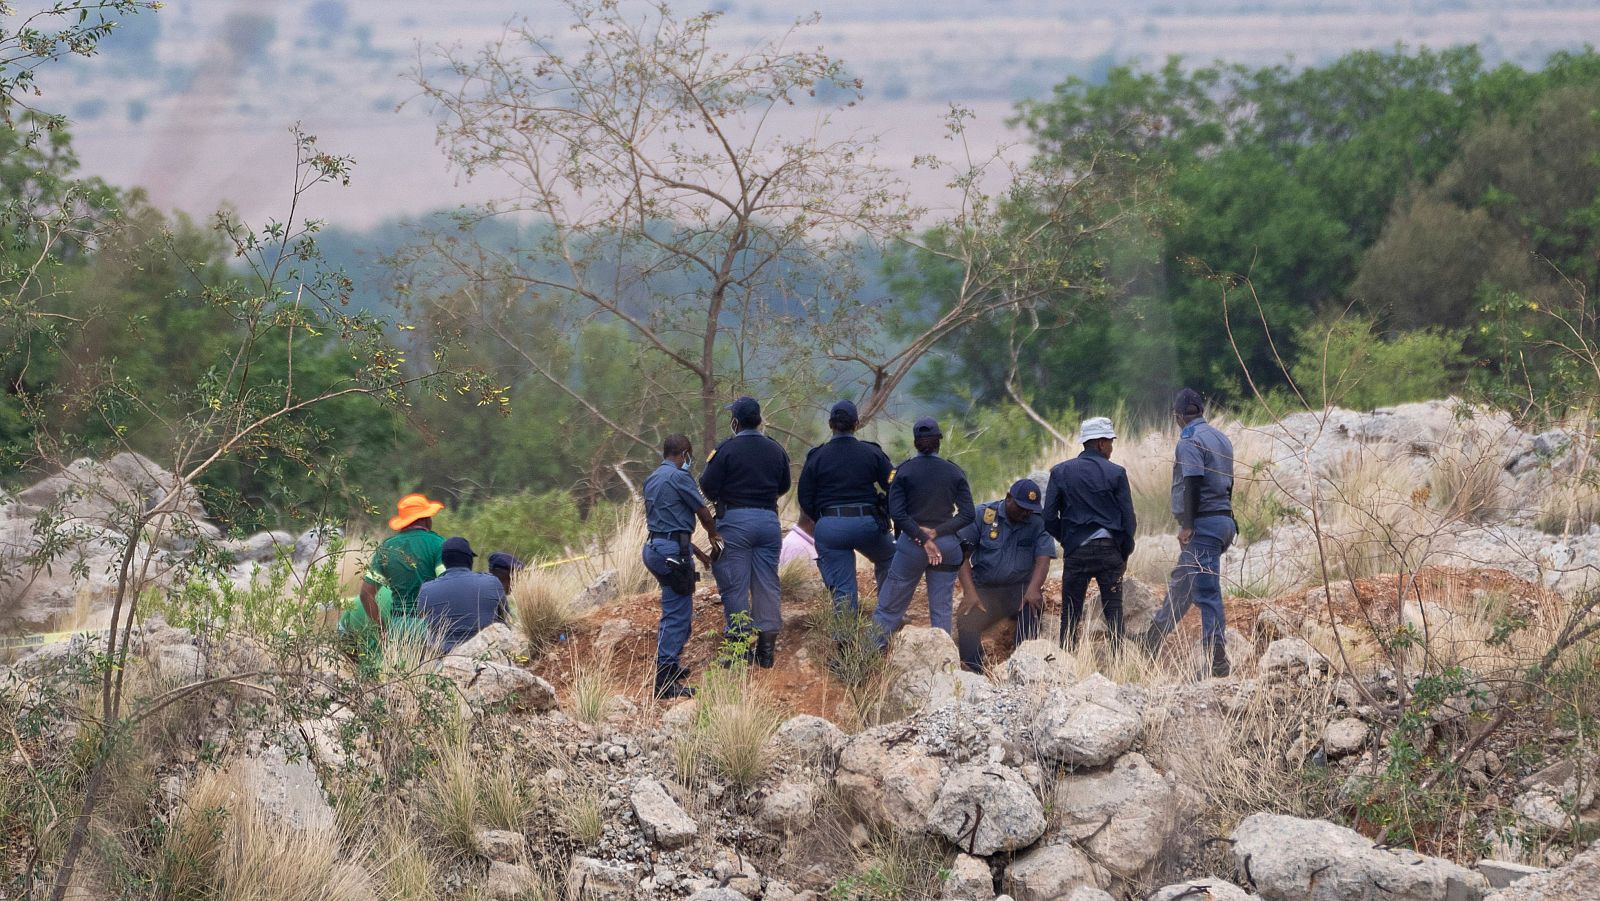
[1232,813,1488,901]
[435,657,557,713]
[941,853,995,900]
[885,626,995,714]
[927,764,1046,855]
[1031,673,1144,767]
[1003,842,1105,901]
[834,725,944,834]
[631,777,698,849]
[1048,752,1181,878]
[1484,842,1600,900]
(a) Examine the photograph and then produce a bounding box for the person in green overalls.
[360,493,446,645]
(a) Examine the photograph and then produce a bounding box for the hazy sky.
[29,0,1600,229]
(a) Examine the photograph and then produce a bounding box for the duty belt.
[822,504,876,517]
[648,530,690,541]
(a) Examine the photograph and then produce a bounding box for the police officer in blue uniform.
[642,434,723,698]
[872,416,975,646]
[797,400,895,613]
[955,479,1057,672]
[698,396,792,668]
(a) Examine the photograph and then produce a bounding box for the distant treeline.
[8,44,1600,552]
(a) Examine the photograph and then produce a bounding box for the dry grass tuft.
[479,766,534,833]
[509,569,579,656]
[161,766,374,901]
[556,779,605,847]
[678,667,786,789]
[417,739,480,860]
[566,657,618,728]
[373,823,437,901]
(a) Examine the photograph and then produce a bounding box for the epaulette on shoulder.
[804,443,825,459]
[861,439,884,450]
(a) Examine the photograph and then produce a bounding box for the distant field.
[34,0,1600,226]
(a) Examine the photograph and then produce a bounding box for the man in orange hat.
[360,493,447,639]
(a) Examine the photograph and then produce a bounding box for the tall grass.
[417,739,480,860]
[509,568,579,656]
[681,666,785,789]
[566,657,618,728]
[160,766,373,901]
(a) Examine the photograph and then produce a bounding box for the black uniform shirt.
[797,435,893,522]
[887,451,975,541]
[698,429,792,511]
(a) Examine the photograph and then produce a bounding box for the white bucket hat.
[1078,416,1117,443]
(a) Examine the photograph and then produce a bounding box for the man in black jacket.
[699,396,791,667]
[872,417,975,647]
[797,400,896,613]
[1043,416,1137,652]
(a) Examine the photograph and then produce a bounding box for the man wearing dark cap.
[797,399,896,613]
[873,417,975,646]
[699,396,792,667]
[1044,416,1138,652]
[954,479,1057,672]
[416,537,507,653]
[643,433,723,697]
[488,552,522,623]
[1144,388,1237,676]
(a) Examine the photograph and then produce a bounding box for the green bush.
[433,490,622,562]
[1289,316,1466,410]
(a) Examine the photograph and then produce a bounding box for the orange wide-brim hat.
[389,493,445,531]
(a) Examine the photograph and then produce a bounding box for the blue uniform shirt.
[888,452,975,540]
[797,435,892,522]
[699,430,792,512]
[416,567,507,653]
[1170,418,1235,517]
[958,500,1057,587]
[644,460,707,533]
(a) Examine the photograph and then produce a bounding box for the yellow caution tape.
[0,628,101,650]
[535,552,594,569]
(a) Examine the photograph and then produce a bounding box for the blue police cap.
[488,552,522,571]
[829,399,859,422]
[912,416,942,438]
[1008,478,1044,512]
[441,536,476,558]
[726,396,762,421]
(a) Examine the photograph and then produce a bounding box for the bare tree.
[413,0,913,452]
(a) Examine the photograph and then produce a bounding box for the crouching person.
[955,479,1057,673]
[417,537,507,653]
[643,434,724,699]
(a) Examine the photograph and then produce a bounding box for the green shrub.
[1290,316,1465,410]
[433,490,623,561]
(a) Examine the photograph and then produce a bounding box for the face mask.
[681,456,693,472]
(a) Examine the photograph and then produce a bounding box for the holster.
[873,493,891,534]
[664,533,698,595]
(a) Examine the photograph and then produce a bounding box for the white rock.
[1150,878,1260,900]
[886,626,989,714]
[1475,860,1546,890]
[688,890,750,901]
[485,861,538,899]
[835,725,944,833]
[1049,752,1180,878]
[771,714,847,762]
[928,765,1047,855]
[996,640,1078,691]
[449,622,525,662]
[1231,813,1488,901]
[435,657,555,713]
[232,745,334,834]
[631,777,698,848]
[475,828,526,863]
[566,856,637,898]
[1323,718,1370,759]
[153,642,206,681]
[942,853,995,900]
[1484,842,1600,899]
[756,780,818,833]
[1065,890,1116,901]
[1031,673,1144,767]
[1003,843,1105,901]
[1258,638,1330,679]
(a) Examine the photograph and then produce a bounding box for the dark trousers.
[1060,537,1127,650]
[957,583,1041,672]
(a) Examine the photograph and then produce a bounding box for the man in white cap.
[1043,416,1137,652]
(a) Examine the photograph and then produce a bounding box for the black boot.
[1209,640,1231,678]
[654,666,694,699]
[755,632,777,669]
